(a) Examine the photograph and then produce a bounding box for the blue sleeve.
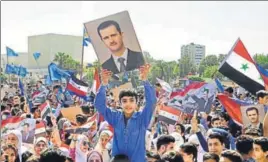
[94,85,120,126]
[196,132,208,152]
[141,81,157,128]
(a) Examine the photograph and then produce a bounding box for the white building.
[1,33,83,78]
[181,43,206,65]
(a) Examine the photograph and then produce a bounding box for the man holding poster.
[245,107,264,136]
[97,20,145,74]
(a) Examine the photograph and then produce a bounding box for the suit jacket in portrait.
[101,49,145,74]
[21,130,35,144]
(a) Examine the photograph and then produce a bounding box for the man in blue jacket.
[94,64,157,162]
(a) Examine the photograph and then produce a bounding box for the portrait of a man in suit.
[97,20,145,74]
[245,107,263,136]
[21,123,35,144]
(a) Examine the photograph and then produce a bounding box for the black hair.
[1,104,6,111]
[161,151,183,162]
[175,123,185,134]
[180,142,198,162]
[22,151,34,162]
[23,123,30,127]
[236,135,254,155]
[81,105,90,114]
[156,135,175,150]
[253,137,268,152]
[155,83,161,87]
[203,153,220,162]
[53,85,61,91]
[97,20,122,39]
[220,112,230,122]
[119,90,138,103]
[256,90,268,100]
[75,114,87,125]
[246,107,259,115]
[221,150,243,162]
[110,154,130,162]
[146,152,161,160]
[225,87,234,94]
[208,133,225,145]
[211,117,220,125]
[39,148,66,162]
[244,127,262,137]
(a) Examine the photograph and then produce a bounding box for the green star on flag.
[259,76,263,81]
[240,63,249,71]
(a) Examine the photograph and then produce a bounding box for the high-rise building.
[181,43,205,65]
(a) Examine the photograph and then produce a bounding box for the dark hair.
[256,90,268,100]
[244,127,262,137]
[22,151,34,162]
[37,81,43,84]
[23,123,30,127]
[253,137,268,152]
[156,135,175,150]
[81,106,90,114]
[236,135,254,155]
[155,83,161,87]
[211,117,220,125]
[97,20,122,39]
[220,112,230,122]
[208,133,225,145]
[39,148,66,162]
[119,90,138,103]
[180,142,198,162]
[175,123,185,134]
[161,151,183,162]
[75,114,87,125]
[221,150,243,162]
[203,153,219,162]
[2,144,20,162]
[225,87,234,94]
[246,107,259,115]
[53,85,61,91]
[110,154,130,162]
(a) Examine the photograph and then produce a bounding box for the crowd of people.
[0,64,268,162]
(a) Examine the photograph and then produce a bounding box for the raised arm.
[141,80,157,127]
[94,69,120,126]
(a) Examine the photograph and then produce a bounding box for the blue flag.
[18,66,28,77]
[83,28,91,46]
[5,64,15,74]
[48,63,71,81]
[33,52,41,60]
[215,78,224,93]
[6,47,19,57]
[19,79,24,96]
[45,75,52,85]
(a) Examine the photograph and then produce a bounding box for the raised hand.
[139,64,151,81]
[101,69,113,86]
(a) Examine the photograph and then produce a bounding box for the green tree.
[253,53,268,69]
[188,76,205,82]
[53,52,81,71]
[203,65,224,79]
[218,54,227,64]
[179,56,195,77]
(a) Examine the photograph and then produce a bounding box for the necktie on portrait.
[117,57,126,73]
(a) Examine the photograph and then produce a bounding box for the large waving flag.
[6,47,19,57]
[168,82,216,114]
[217,94,243,126]
[5,64,15,74]
[157,105,182,125]
[218,38,265,94]
[33,52,41,60]
[66,75,89,99]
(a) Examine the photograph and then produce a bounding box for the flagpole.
[80,41,84,80]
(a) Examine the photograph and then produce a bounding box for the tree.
[53,52,81,71]
[203,65,224,79]
[198,55,218,76]
[218,54,227,64]
[253,53,268,69]
[188,76,204,82]
[179,56,195,77]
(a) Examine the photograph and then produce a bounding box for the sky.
[1,1,268,63]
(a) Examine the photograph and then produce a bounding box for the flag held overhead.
[6,47,19,57]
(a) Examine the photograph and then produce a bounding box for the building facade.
[1,33,83,78]
[181,43,206,65]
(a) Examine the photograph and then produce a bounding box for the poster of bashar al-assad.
[84,11,145,74]
[241,104,265,136]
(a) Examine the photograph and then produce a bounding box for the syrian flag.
[35,122,46,136]
[40,101,51,120]
[156,78,172,93]
[91,68,101,94]
[1,117,23,135]
[218,38,265,94]
[66,75,89,98]
[217,94,243,126]
[158,105,182,125]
